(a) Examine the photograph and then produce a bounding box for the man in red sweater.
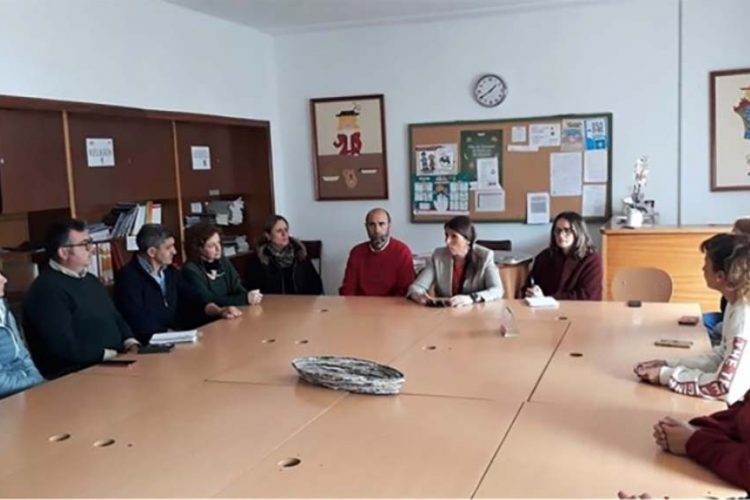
[339,208,415,297]
[652,387,750,493]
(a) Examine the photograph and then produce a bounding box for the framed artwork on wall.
[710,67,750,191]
[310,94,388,200]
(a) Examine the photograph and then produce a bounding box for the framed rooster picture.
[310,94,388,200]
[711,68,750,191]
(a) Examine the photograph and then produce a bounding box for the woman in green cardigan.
[182,222,262,324]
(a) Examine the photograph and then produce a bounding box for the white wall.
[274,0,680,293]
[0,0,287,208]
[680,0,750,224]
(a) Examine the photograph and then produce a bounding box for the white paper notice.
[526,192,550,224]
[507,144,539,153]
[475,188,505,212]
[190,202,203,214]
[86,138,115,167]
[511,126,527,143]
[191,146,211,170]
[550,152,582,196]
[529,123,561,147]
[477,157,500,189]
[584,149,608,183]
[582,184,607,217]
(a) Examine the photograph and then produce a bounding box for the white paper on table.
[475,187,505,212]
[550,152,582,196]
[86,138,115,167]
[584,149,608,182]
[477,156,500,188]
[582,184,607,217]
[529,123,561,147]
[191,145,211,170]
[526,192,550,224]
[511,126,527,143]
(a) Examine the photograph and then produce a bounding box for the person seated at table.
[634,233,750,404]
[245,215,323,295]
[524,211,602,301]
[23,219,139,380]
[339,208,415,297]
[408,215,503,307]
[703,217,750,344]
[648,385,750,494]
[115,224,242,344]
[182,222,261,325]
[0,270,44,398]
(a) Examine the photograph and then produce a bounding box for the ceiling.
[164,0,613,35]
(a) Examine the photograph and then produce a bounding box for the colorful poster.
[460,130,503,181]
[585,117,608,150]
[561,119,584,152]
[415,144,458,176]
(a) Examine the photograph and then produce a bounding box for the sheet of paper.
[529,123,561,147]
[584,149,608,182]
[507,144,539,153]
[550,152,582,197]
[86,138,115,167]
[477,156,500,189]
[191,145,211,170]
[511,126,527,143]
[475,188,505,212]
[190,202,202,214]
[582,184,607,217]
[526,192,550,224]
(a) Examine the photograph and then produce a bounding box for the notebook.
[524,296,560,309]
[150,330,199,345]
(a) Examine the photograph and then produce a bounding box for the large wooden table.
[0,296,742,498]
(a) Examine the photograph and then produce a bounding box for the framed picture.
[310,94,388,200]
[710,68,750,191]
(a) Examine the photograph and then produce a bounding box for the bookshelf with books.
[0,94,275,290]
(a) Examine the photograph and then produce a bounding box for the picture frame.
[310,94,388,200]
[710,68,750,191]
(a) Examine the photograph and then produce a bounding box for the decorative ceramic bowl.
[291,356,405,395]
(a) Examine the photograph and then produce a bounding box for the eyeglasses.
[553,227,574,236]
[62,238,94,250]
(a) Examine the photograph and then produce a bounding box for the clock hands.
[479,84,498,99]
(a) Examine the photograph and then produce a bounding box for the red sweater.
[527,249,603,300]
[339,238,415,297]
[686,389,750,493]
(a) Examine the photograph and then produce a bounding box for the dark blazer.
[245,238,323,295]
[114,257,203,343]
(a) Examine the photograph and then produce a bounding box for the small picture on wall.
[711,67,750,191]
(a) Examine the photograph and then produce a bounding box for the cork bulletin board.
[409,113,613,223]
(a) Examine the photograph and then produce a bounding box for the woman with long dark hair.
[525,211,602,300]
[408,215,503,307]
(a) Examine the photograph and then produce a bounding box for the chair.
[301,240,322,277]
[476,239,512,251]
[611,267,673,302]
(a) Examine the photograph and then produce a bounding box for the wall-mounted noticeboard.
[409,113,613,223]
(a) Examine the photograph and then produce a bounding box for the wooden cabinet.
[601,221,731,311]
[0,109,70,213]
[69,113,177,208]
[175,122,235,198]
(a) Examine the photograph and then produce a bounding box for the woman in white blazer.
[408,216,503,307]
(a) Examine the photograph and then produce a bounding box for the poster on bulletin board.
[409,113,613,223]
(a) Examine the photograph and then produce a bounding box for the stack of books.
[150,330,199,345]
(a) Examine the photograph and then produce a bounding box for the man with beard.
[339,208,415,297]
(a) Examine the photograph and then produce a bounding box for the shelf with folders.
[182,194,251,258]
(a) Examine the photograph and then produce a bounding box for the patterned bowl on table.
[291,356,405,395]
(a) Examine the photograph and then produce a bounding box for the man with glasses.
[23,219,139,379]
[339,208,416,297]
[114,224,241,344]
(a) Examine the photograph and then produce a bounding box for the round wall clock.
[473,74,508,107]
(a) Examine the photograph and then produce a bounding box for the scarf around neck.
[267,243,296,269]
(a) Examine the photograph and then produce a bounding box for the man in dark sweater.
[339,208,415,297]
[115,224,241,343]
[23,219,139,379]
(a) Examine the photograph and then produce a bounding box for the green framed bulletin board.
[409,113,613,223]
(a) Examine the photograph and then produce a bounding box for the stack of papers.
[150,330,199,345]
[524,296,560,309]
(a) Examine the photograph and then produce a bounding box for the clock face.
[473,74,508,107]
